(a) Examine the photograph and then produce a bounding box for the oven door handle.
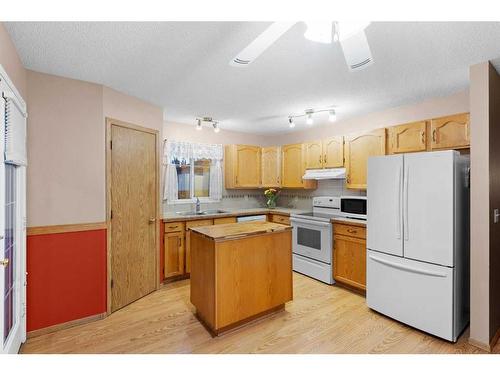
[290,217,332,227]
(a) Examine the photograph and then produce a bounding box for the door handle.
[0,259,9,267]
[149,218,156,224]
[432,129,437,143]
[403,165,409,241]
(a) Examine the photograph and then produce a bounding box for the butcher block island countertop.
[190,221,293,336]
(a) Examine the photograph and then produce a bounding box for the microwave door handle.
[395,164,401,239]
[403,165,409,241]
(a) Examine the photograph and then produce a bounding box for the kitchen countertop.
[162,207,309,222]
[331,217,367,227]
[191,221,291,240]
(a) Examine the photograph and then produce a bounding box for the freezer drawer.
[366,250,456,341]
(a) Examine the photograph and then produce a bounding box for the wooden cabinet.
[305,137,344,169]
[388,121,427,154]
[185,219,213,273]
[431,113,470,150]
[305,141,323,169]
[269,214,290,225]
[281,143,317,189]
[261,146,281,187]
[333,223,366,291]
[164,230,185,278]
[224,144,261,188]
[344,129,386,190]
[323,136,344,168]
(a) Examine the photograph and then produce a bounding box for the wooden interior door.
[110,122,158,312]
[431,113,470,150]
[389,121,427,154]
[323,136,344,168]
[235,145,261,187]
[304,141,323,169]
[281,143,305,188]
[261,146,281,187]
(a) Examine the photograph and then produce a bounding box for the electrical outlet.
[494,209,500,224]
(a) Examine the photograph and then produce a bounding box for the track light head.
[196,118,202,130]
[328,110,336,122]
[288,117,295,128]
[213,122,220,133]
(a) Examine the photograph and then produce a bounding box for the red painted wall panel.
[27,229,107,332]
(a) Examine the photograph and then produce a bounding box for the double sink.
[175,209,230,216]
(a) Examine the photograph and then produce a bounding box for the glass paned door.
[4,164,16,343]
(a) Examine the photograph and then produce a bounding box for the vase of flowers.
[264,188,279,209]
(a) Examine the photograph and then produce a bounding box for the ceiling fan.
[229,21,373,71]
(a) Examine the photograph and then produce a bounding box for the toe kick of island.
[189,222,293,336]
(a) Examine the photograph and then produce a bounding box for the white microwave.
[340,196,367,220]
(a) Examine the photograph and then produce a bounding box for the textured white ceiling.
[5,22,500,134]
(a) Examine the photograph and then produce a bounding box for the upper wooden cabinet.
[388,121,427,154]
[305,141,323,169]
[305,137,344,169]
[281,143,317,189]
[261,146,281,187]
[224,144,262,188]
[323,136,344,168]
[431,113,470,150]
[344,129,386,190]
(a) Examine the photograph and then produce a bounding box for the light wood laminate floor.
[21,273,499,354]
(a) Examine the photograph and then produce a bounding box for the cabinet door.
[281,143,305,188]
[431,113,470,150]
[333,234,366,290]
[323,136,344,168]
[344,129,386,190]
[261,146,281,187]
[304,141,323,169]
[164,231,185,278]
[235,145,262,187]
[389,121,427,154]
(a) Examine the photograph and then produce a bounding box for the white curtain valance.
[164,140,223,163]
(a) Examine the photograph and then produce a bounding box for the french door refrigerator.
[366,150,470,342]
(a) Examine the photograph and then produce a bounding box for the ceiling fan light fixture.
[336,21,371,42]
[304,22,333,44]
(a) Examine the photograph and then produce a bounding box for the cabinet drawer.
[333,223,366,239]
[213,217,237,225]
[186,219,214,230]
[269,214,290,225]
[164,221,185,233]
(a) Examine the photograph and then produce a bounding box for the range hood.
[302,168,346,180]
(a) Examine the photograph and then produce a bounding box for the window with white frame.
[163,140,223,203]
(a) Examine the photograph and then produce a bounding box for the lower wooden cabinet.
[164,231,185,278]
[185,219,213,273]
[333,223,366,291]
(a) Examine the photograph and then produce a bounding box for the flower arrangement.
[264,188,280,209]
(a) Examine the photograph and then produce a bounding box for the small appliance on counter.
[290,196,367,284]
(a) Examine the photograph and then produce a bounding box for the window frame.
[168,157,221,204]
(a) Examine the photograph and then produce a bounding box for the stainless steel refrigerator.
[366,150,470,342]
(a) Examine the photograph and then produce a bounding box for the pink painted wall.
[267,90,469,145]
[27,71,163,227]
[0,23,26,98]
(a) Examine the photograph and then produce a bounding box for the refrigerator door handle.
[395,165,402,239]
[403,165,409,240]
[368,254,447,278]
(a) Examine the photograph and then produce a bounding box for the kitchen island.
[190,221,293,336]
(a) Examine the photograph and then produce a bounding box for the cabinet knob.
[0,258,9,267]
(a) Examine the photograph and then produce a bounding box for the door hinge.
[110,210,113,220]
[111,279,114,288]
[110,140,113,150]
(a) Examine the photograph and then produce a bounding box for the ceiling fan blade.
[339,30,374,71]
[229,22,296,67]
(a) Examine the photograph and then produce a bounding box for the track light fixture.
[287,107,337,128]
[195,116,221,133]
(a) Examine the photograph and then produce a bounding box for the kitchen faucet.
[195,197,201,213]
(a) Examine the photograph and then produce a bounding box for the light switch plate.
[494,208,500,224]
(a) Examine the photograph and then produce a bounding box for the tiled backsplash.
[163,179,365,216]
